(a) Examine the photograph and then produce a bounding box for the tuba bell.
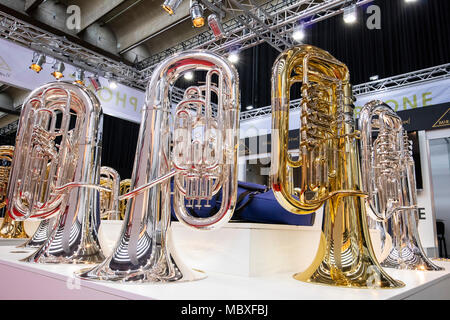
[0,146,28,239]
[7,81,105,264]
[270,44,403,288]
[359,100,443,271]
[77,49,240,283]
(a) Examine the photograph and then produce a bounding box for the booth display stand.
[0,221,449,300]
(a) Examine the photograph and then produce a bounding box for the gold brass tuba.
[7,81,105,264]
[118,179,131,220]
[0,146,28,239]
[271,45,403,288]
[359,100,443,271]
[77,49,240,283]
[99,166,120,220]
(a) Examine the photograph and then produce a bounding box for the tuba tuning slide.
[359,100,443,271]
[270,44,404,288]
[76,49,240,283]
[7,81,105,264]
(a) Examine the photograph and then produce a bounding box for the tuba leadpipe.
[7,81,105,264]
[359,100,443,271]
[76,49,240,283]
[271,44,403,288]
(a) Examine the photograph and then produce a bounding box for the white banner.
[0,38,144,123]
[354,78,450,117]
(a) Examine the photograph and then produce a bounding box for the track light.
[190,0,205,28]
[89,75,102,91]
[184,71,193,80]
[292,24,305,42]
[74,69,85,85]
[51,61,65,79]
[208,14,225,39]
[109,79,118,89]
[30,53,46,73]
[405,0,417,2]
[162,0,183,15]
[343,5,357,24]
[370,75,379,81]
[246,105,254,110]
[228,52,239,64]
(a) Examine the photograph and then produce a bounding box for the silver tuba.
[7,81,105,264]
[359,100,443,271]
[77,49,240,282]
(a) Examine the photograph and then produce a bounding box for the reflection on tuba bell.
[7,81,105,264]
[0,146,28,239]
[77,49,240,283]
[359,100,443,271]
[271,45,403,288]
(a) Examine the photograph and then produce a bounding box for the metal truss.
[0,10,147,90]
[138,0,373,79]
[240,62,450,121]
[352,63,450,96]
[0,120,18,136]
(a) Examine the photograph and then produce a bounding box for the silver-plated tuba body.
[7,81,105,264]
[359,100,443,271]
[77,50,240,282]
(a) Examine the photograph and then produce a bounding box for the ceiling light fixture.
[343,5,357,24]
[51,61,65,79]
[190,0,205,28]
[162,0,183,15]
[228,52,239,64]
[30,52,46,73]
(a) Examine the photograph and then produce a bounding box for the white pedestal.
[98,217,387,278]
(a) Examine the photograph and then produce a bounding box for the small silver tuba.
[7,81,105,264]
[77,49,240,282]
[359,100,443,271]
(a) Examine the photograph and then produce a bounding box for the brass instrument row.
[0,44,443,289]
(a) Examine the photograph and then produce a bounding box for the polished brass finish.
[7,81,105,264]
[118,179,131,220]
[360,100,443,271]
[271,45,403,288]
[99,167,120,220]
[0,146,28,239]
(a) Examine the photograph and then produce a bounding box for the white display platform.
[98,220,387,278]
[0,240,449,300]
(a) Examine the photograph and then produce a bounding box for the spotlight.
[228,52,239,63]
[51,61,65,79]
[190,0,205,28]
[246,105,254,110]
[184,71,193,80]
[343,5,357,24]
[30,53,46,73]
[208,14,225,39]
[74,69,85,85]
[162,0,183,15]
[109,79,118,89]
[292,25,305,42]
[89,75,102,91]
[405,0,417,2]
[370,75,379,81]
